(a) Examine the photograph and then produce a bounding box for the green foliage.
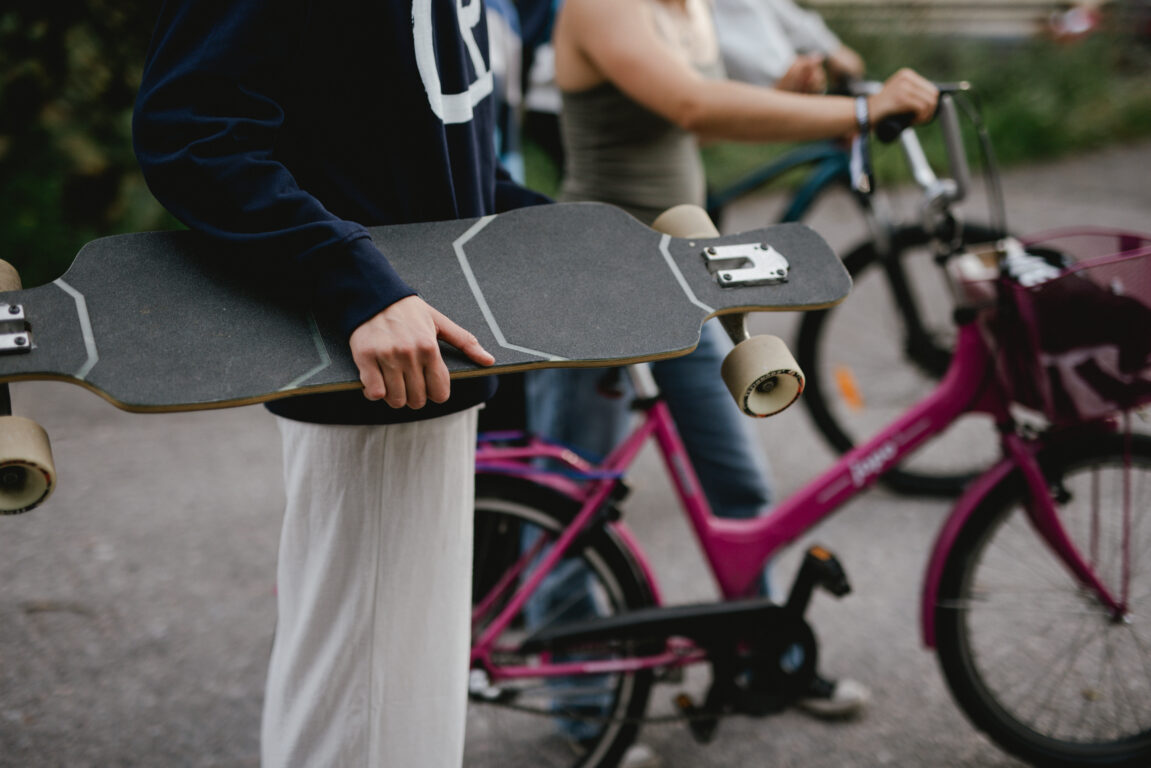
[522,136,562,200]
[0,0,172,286]
[852,25,1151,161]
[3,4,1150,286]
[700,28,1151,201]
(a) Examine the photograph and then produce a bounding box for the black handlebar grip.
[875,112,915,143]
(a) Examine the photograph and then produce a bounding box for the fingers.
[875,68,939,125]
[778,54,826,94]
[803,56,828,95]
[349,296,494,409]
[352,325,440,409]
[433,308,495,368]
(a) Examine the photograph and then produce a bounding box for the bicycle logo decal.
[848,440,897,488]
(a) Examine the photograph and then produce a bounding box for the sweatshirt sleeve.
[494,163,553,212]
[131,0,415,339]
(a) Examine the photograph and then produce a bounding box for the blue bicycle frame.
[704,140,852,225]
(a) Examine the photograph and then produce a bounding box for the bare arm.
[556,0,934,143]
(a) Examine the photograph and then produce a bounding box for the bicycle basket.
[985,229,1151,425]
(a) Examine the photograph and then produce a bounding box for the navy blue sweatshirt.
[133,0,548,424]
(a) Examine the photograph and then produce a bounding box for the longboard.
[0,202,850,512]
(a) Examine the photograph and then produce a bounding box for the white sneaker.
[795,675,870,719]
[620,742,662,768]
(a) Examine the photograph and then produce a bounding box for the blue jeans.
[522,321,776,739]
[525,319,774,523]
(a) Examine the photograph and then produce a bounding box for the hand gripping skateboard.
[0,202,850,514]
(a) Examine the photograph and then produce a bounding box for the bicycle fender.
[919,454,1019,648]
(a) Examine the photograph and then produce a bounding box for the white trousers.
[262,408,478,768]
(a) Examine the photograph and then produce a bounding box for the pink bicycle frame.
[472,318,1124,677]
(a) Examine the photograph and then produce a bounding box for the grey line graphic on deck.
[281,313,332,390]
[54,279,99,380]
[453,217,566,362]
[659,234,714,314]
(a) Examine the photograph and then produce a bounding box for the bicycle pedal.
[806,546,851,596]
[786,545,851,615]
[674,692,720,744]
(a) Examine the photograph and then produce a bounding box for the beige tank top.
[558,11,724,225]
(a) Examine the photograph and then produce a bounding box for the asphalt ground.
[0,139,1148,767]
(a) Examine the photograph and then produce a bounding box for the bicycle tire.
[935,431,1151,767]
[796,222,1005,497]
[467,474,656,768]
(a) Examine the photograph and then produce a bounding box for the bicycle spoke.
[1124,623,1151,697]
[1102,630,1145,739]
[469,482,654,768]
[1024,613,1102,738]
[938,434,1151,766]
[984,511,1079,592]
[495,680,622,704]
[941,597,1113,617]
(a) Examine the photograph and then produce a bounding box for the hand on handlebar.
[869,69,939,129]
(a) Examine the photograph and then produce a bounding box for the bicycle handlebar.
[850,81,972,215]
[865,81,971,145]
[874,113,913,143]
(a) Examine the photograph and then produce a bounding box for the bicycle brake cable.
[953,87,1008,237]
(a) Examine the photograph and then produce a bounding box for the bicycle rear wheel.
[467,475,655,768]
[796,222,1004,497]
[935,431,1151,767]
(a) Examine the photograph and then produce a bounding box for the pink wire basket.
[984,228,1151,425]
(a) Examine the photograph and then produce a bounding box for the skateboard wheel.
[0,416,56,514]
[721,335,804,417]
[0,260,21,292]
[651,204,720,239]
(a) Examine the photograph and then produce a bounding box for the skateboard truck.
[702,243,789,287]
[649,205,806,419]
[0,260,55,515]
[0,304,30,354]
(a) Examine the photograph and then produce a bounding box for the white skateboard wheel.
[721,335,805,417]
[651,204,720,239]
[0,416,56,514]
[0,260,21,292]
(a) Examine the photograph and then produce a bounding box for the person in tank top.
[525,0,936,731]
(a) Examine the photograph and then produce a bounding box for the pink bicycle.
[464,91,1151,768]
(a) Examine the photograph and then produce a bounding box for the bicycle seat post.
[627,362,661,401]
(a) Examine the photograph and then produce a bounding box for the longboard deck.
[0,202,849,412]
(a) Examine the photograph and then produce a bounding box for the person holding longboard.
[133,1,547,765]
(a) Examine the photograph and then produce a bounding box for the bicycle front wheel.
[796,222,1004,497]
[466,475,656,768]
[935,432,1151,767]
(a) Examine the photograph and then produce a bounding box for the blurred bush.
[702,11,1151,194]
[848,18,1151,167]
[0,0,172,287]
[2,3,1150,285]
